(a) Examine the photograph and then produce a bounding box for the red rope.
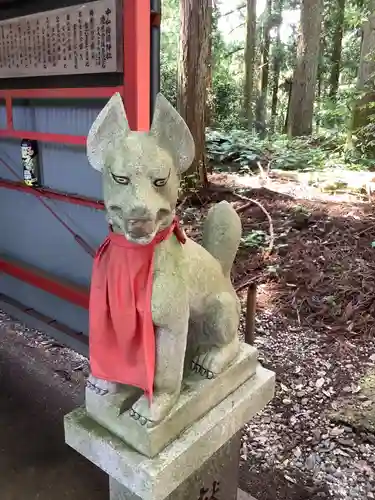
[0,156,96,257]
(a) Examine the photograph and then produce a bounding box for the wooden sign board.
[0,0,123,78]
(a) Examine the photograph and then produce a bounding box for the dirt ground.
[0,323,108,500]
[180,172,375,339]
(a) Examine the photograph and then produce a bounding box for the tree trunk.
[316,39,324,133]
[328,0,345,99]
[255,0,272,137]
[270,0,284,132]
[357,7,375,90]
[287,0,323,137]
[316,66,322,134]
[349,3,375,153]
[206,2,214,128]
[178,0,211,186]
[283,78,293,134]
[243,0,257,129]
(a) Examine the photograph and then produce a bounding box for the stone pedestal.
[85,343,259,458]
[64,365,274,500]
[109,432,241,500]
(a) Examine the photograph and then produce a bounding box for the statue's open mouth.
[125,219,158,243]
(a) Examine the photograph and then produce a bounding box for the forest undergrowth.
[178,162,375,339]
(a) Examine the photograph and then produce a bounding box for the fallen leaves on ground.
[178,177,375,340]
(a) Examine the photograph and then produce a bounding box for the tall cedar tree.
[287,0,323,137]
[270,0,285,129]
[329,0,346,99]
[178,0,211,185]
[244,0,257,129]
[255,0,273,136]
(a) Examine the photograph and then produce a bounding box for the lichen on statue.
[86,92,242,427]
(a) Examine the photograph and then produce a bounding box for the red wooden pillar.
[123,0,151,131]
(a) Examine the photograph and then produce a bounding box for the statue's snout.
[126,217,155,238]
[124,205,155,239]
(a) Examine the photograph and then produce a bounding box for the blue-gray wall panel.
[12,103,104,135]
[1,103,105,198]
[0,139,23,180]
[40,143,103,199]
[13,105,36,130]
[0,274,89,334]
[0,100,111,333]
[33,104,103,198]
[0,139,103,199]
[0,189,107,285]
[33,104,103,136]
[0,105,6,129]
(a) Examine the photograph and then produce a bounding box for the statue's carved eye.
[153,170,170,188]
[112,174,130,185]
[154,178,168,187]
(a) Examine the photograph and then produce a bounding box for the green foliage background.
[161,0,375,173]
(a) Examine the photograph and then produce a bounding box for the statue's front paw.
[191,358,216,379]
[192,338,239,379]
[86,374,119,396]
[130,391,179,427]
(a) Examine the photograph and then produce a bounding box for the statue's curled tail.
[201,201,242,278]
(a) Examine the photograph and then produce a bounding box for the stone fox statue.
[86,92,242,426]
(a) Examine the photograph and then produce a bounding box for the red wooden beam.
[0,256,90,309]
[0,86,123,143]
[0,178,105,210]
[0,87,122,99]
[123,0,151,131]
[0,129,86,145]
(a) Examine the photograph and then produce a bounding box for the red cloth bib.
[89,218,186,401]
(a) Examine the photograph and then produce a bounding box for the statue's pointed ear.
[87,92,130,172]
[150,93,195,173]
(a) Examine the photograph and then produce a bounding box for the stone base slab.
[110,481,257,500]
[65,366,274,500]
[109,431,241,499]
[86,342,258,458]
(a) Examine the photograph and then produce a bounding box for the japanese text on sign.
[0,0,122,78]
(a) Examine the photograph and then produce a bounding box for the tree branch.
[220,3,246,17]
[234,193,275,255]
[229,21,246,34]
[225,46,245,57]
